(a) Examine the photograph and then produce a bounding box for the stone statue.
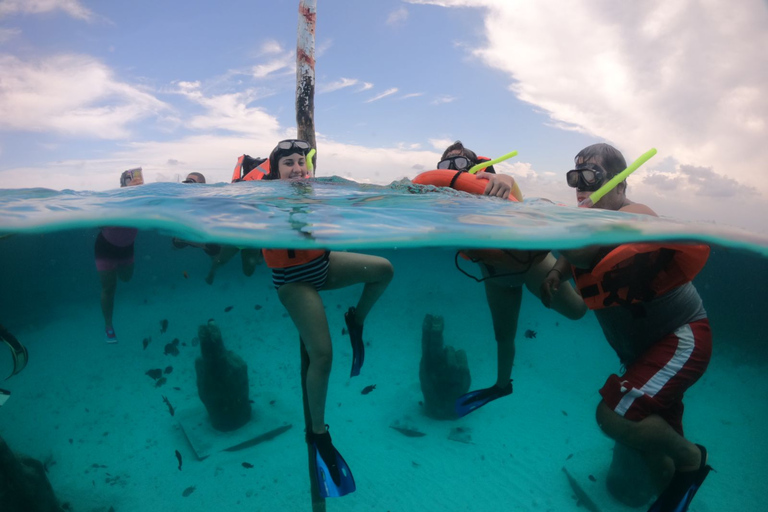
[419,314,471,419]
[195,320,251,431]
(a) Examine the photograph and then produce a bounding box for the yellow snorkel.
[467,150,519,174]
[578,148,657,208]
[306,148,316,174]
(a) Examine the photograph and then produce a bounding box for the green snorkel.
[578,148,657,208]
[467,150,519,174]
[306,148,316,174]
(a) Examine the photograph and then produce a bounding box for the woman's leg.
[240,248,263,277]
[205,246,240,285]
[278,282,333,434]
[99,269,118,330]
[323,252,394,323]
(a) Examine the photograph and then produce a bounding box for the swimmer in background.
[171,172,263,284]
[430,141,587,417]
[96,167,143,343]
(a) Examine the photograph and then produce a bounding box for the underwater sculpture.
[419,314,471,419]
[195,320,251,431]
[0,435,63,512]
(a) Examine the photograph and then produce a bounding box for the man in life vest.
[540,143,712,512]
[430,141,587,418]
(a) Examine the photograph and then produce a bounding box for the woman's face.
[277,152,309,179]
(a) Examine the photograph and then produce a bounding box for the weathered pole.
[297,5,324,510]
[296,0,317,174]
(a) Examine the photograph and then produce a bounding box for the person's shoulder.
[619,202,657,216]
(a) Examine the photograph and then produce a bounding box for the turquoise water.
[1,179,767,511]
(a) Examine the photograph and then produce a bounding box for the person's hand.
[476,172,515,199]
[540,269,561,309]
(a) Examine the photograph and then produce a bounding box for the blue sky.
[1,0,767,233]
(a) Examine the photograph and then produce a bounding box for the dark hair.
[440,140,479,164]
[574,143,626,177]
[183,172,206,184]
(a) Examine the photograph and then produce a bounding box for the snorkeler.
[95,167,143,343]
[540,143,712,512]
[262,139,393,497]
[171,172,263,284]
[421,141,587,417]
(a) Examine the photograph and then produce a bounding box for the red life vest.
[572,243,710,310]
[262,249,327,269]
[232,155,270,182]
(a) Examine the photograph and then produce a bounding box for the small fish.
[341,327,348,335]
[160,319,168,334]
[175,450,182,470]
[164,366,173,374]
[390,425,426,438]
[361,384,376,395]
[183,271,189,279]
[145,368,163,380]
[524,329,537,339]
[142,337,151,350]
[588,474,597,482]
[269,400,276,405]
[254,304,262,310]
[173,386,181,391]
[562,410,568,416]
[164,342,179,356]
[566,453,573,461]
[182,485,195,497]
[162,395,175,417]
[242,462,254,469]
[155,377,167,388]
[172,338,180,346]
[225,306,233,312]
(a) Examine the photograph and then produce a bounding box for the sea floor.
[0,248,765,511]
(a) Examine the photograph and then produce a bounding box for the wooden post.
[301,339,326,511]
[296,0,317,173]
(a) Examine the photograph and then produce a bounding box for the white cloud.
[431,95,457,105]
[400,92,424,100]
[319,77,359,94]
[357,82,374,92]
[0,27,21,42]
[0,0,94,20]
[170,81,280,136]
[365,87,399,103]
[0,54,169,138]
[409,0,768,201]
[429,138,456,150]
[259,40,284,55]
[387,7,409,26]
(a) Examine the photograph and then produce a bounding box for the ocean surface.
[1,178,767,511]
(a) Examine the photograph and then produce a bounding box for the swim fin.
[0,325,28,380]
[647,444,712,512]
[307,428,356,498]
[345,307,364,377]
[454,379,513,418]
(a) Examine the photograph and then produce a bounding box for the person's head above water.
[438,141,496,174]
[182,172,206,184]
[266,139,312,180]
[120,167,144,187]
[568,143,628,209]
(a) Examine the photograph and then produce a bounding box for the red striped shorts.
[599,318,712,436]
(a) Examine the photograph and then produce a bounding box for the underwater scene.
[1,180,767,512]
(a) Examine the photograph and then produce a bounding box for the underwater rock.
[195,320,251,431]
[418,314,471,420]
[0,435,65,512]
[606,442,654,507]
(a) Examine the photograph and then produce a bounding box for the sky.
[0,0,767,233]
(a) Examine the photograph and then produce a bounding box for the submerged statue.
[0,435,63,512]
[419,314,471,419]
[195,320,251,431]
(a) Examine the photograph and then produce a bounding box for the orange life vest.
[262,248,327,269]
[232,155,270,182]
[573,243,710,310]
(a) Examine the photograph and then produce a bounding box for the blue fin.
[345,307,364,377]
[647,444,711,512]
[454,380,512,418]
[309,430,356,498]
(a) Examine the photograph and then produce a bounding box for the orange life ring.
[412,169,523,202]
